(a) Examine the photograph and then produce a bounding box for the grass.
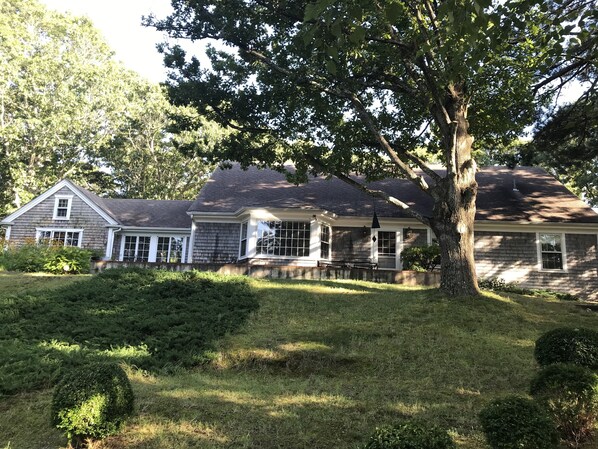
[1,272,598,448]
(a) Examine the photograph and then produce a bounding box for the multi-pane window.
[402,228,428,248]
[256,221,310,257]
[123,236,151,262]
[38,230,81,247]
[239,221,248,258]
[540,233,564,270]
[156,237,184,263]
[53,197,72,220]
[320,225,331,259]
[377,231,396,256]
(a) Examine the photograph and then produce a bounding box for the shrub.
[401,244,441,271]
[0,242,92,274]
[51,362,134,447]
[362,421,456,449]
[479,396,558,449]
[43,246,93,274]
[530,363,598,446]
[534,327,598,369]
[478,278,579,301]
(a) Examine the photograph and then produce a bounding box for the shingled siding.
[8,186,109,250]
[193,222,240,263]
[332,227,372,260]
[475,231,598,301]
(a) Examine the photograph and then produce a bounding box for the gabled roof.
[189,164,598,224]
[1,180,192,229]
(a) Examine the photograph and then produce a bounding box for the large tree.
[150,0,596,296]
[0,0,219,212]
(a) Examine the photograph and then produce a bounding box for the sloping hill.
[2,275,597,448]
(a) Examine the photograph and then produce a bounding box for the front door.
[377,230,399,269]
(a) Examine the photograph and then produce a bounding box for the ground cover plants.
[1,272,598,448]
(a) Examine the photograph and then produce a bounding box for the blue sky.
[40,0,176,83]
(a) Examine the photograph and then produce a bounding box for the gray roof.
[189,164,598,223]
[74,185,192,228]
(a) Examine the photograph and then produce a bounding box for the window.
[402,228,428,248]
[256,221,310,257]
[320,224,331,259]
[239,221,248,258]
[156,237,184,263]
[53,196,72,220]
[37,229,81,247]
[539,233,564,270]
[377,231,396,256]
[123,236,151,262]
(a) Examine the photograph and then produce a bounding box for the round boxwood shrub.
[534,327,598,369]
[479,396,558,449]
[530,363,598,446]
[51,362,134,447]
[362,420,456,449]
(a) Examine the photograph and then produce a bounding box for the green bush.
[478,277,579,301]
[535,327,598,369]
[0,242,92,274]
[530,363,598,446]
[51,362,134,447]
[362,421,456,449]
[401,244,441,271]
[43,246,93,274]
[479,396,558,449]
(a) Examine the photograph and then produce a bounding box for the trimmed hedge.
[51,362,134,446]
[534,327,598,369]
[479,396,558,449]
[530,363,598,446]
[362,421,456,449]
[401,245,441,272]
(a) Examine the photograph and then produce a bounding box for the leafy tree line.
[148,0,597,296]
[0,0,221,215]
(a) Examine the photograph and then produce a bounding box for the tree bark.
[430,85,481,297]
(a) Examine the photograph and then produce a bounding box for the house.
[2,164,598,300]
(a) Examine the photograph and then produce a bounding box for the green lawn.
[1,271,598,449]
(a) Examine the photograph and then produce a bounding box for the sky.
[40,0,180,83]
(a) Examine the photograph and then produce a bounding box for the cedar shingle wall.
[331,227,372,260]
[475,231,598,301]
[193,222,240,263]
[8,187,109,251]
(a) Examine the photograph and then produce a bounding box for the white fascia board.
[475,220,598,234]
[1,179,118,226]
[334,216,422,227]
[115,226,192,234]
[189,208,337,223]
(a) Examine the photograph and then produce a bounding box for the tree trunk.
[430,85,481,297]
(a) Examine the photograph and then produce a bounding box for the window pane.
[156,237,170,262]
[541,234,561,252]
[65,232,80,247]
[256,221,310,256]
[403,228,427,248]
[136,237,151,262]
[123,236,137,261]
[320,225,330,259]
[542,253,563,270]
[169,237,183,263]
[378,231,396,256]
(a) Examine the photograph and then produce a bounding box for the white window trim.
[320,223,332,260]
[252,219,314,260]
[36,228,83,248]
[53,195,73,220]
[536,232,567,272]
[118,234,188,263]
[239,221,249,260]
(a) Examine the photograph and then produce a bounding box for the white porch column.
[105,228,115,260]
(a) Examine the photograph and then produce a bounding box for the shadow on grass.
[0,268,259,395]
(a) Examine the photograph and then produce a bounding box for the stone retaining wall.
[91,260,440,286]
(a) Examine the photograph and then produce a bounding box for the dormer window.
[53,196,72,220]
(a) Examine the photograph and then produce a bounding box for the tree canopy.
[0,0,219,214]
[150,0,596,295]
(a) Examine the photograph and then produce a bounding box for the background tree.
[149,0,595,296]
[0,0,218,213]
[99,81,221,200]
